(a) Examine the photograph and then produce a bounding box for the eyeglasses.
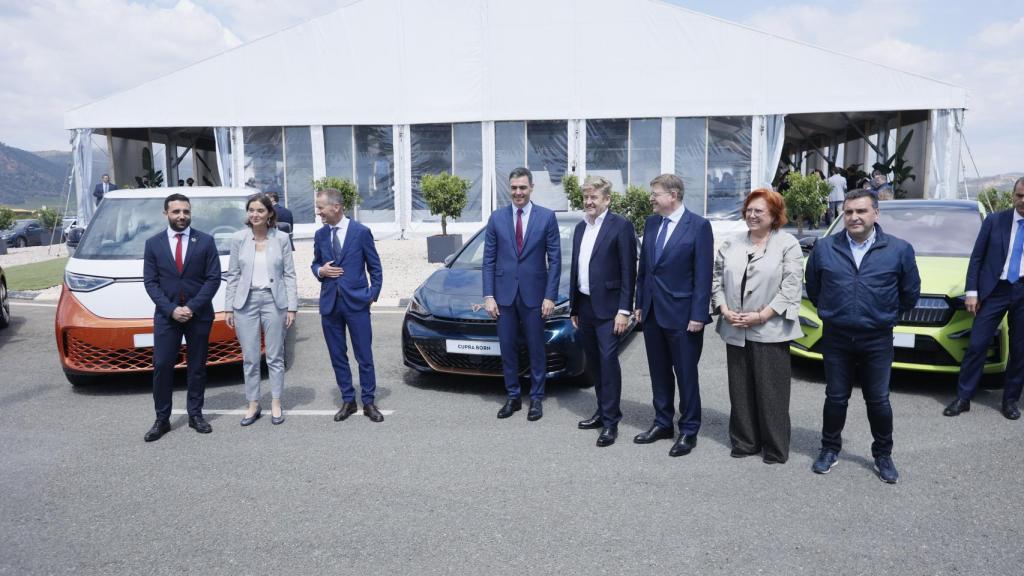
[745,208,767,216]
[510,185,530,191]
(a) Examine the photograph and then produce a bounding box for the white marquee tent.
[65,0,969,234]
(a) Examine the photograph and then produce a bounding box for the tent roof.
[65,0,968,130]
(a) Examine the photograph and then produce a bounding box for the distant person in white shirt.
[827,167,848,224]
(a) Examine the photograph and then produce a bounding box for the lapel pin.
[191,236,197,243]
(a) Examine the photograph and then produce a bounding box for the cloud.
[0,0,242,151]
[972,16,1024,48]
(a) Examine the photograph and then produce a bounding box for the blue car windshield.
[74,197,247,260]
[830,205,982,258]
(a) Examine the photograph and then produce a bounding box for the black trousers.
[578,295,623,428]
[726,341,792,463]
[152,314,212,420]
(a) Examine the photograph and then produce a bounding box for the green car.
[791,199,1009,375]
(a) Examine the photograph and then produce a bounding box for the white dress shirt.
[827,174,847,203]
[167,226,191,263]
[511,201,533,240]
[659,203,686,246]
[966,210,1023,297]
[317,216,348,277]
[577,209,606,296]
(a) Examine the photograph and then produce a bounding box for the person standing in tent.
[93,174,117,206]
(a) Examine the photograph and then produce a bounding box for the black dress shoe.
[334,401,358,422]
[188,415,212,434]
[240,407,262,426]
[596,427,618,447]
[527,399,543,421]
[497,398,522,419]
[1002,401,1021,420]
[144,419,170,442]
[578,412,603,430]
[633,425,674,444]
[363,403,384,422]
[669,434,697,457]
[943,398,970,417]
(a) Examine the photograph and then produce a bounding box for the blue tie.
[331,226,342,263]
[653,217,670,263]
[1008,219,1024,283]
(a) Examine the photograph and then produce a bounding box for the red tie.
[515,208,524,254]
[175,233,184,273]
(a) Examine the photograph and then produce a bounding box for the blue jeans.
[820,328,894,458]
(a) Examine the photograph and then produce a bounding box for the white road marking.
[170,408,395,416]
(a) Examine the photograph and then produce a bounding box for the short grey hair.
[650,173,685,200]
[316,187,343,207]
[581,175,612,198]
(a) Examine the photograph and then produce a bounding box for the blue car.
[403,212,637,382]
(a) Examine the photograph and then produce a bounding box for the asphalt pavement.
[1,302,1021,575]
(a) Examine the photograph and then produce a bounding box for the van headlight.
[65,271,114,292]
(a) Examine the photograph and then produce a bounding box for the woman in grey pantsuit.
[712,188,803,463]
[224,194,298,426]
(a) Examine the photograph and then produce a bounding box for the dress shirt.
[847,228,876,269]
[317,216,349,277]
[167,226,191,263]
[659,203,686,246]
[966,210,1024,297]
[827,174,847,203]
[512,201,533,240]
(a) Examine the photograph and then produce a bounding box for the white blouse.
[251,248,269,289]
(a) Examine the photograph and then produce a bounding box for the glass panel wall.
[176,147,194,185]
[675,117,707,214]
[284,127,314,224]
[494,121,526,208]
[324,125,354,185]
[411,124,453,221]
[526,120,568,210]
[629,118,661,189]
[706,116,752,220]
[150,142,167,187]
[587,119,628,192]
[453,122,483,222]
[354,126,395,223]
[243,126,284,195]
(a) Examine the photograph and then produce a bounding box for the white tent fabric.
[72,129,94,226]
[64,0,967,130]
[928,109,964,200]
[754,115,786,189]
[213,127,232,187]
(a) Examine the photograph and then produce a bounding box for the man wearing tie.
[569,176,636,446]
[634,174,713,457]
[944,178,1024,420]
[93,174,117,206]
[312,188,385,423]
[483,167,562,421]
[141,193,222,442]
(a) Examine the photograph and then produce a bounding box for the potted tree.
[782,171,830,236]
[420,172,468,263]
[312,176,360,220]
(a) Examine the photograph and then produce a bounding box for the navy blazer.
[967,209,1019,302]
[143,229,222,322]
[635,210,714,330]
[92,183,116,202]
[569,212,637,320]
[482,203,562,307]
[311,220,383,314]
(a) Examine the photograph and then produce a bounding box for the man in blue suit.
[93,174,117,206]
[142,193,222,442]
[570,176,636,447]
[266,191,294,251]
[312,188,385,423]
[483,167,562,421]
[634,174,714,457]
[944,178,1024,420]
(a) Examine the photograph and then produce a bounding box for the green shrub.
[0,206,14,230]
[420,172,469,236]
[37,207,60,230]
[782,172,829,234]
[611,184,653,235]
[564,174,583,211]
[312,176,360,214]
[979,187,1013,213]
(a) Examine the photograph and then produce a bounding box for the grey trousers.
[726,341,792,463]
[234,288,287,401]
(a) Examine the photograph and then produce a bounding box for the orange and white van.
[55,187,256,385]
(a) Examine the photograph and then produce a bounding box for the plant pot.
[427,234,463,263]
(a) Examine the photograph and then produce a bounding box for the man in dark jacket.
[805,188,920,484]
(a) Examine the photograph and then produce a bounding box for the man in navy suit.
[483,167,562,421]
[569,176,636,447]
[142,193,222,442]
[312,187,385,423]
[634,174,714,457]
[944,178,1024,420]
[266,191,295,251]
[93,174,117,206]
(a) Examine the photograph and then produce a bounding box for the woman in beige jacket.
[712,188,803,463]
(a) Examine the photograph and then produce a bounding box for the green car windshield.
[830,205,982,258]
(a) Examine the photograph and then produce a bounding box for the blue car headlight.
[65,271,114,292]
[407,291,430,318]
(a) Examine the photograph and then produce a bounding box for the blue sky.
[1,0,1022,175]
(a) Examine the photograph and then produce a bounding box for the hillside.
[0,141,68,208]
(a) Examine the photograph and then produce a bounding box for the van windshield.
[74,197,247,260]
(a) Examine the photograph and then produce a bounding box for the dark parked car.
[0,264,9,329]
[402,212,636,383]
[1,219,50,248]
